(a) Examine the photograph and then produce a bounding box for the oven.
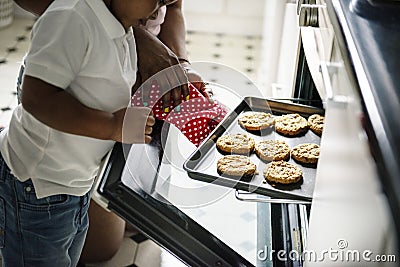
[297,1,399,266]
[95,0,400,266]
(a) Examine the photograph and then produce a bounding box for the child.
[0,0,175,265]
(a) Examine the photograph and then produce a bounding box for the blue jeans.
[0,148,90,266]
[16,57,24,104]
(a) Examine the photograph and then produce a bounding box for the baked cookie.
[263,160,303,184]
[216,133,255,154]
[255,140,290,161]
[308,114,324,135]
[217,155,256,177]
[291,143,320,165]
[238,111,275,131]
[275,113,308,136]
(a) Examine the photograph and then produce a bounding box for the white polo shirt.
[0,0,137,198]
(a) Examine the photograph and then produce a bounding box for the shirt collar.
[85,0,125,39]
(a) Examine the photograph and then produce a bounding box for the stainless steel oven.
[95,0,400,266]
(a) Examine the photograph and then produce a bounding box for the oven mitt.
[131,83,227,146]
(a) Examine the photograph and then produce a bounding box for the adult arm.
[138,0,191,109]
[133,27,189,110]
[157,0,188,60]
[13,0,52,16]
[158,0,212,100]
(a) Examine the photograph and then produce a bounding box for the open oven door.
[94,113,313,267]
[95,121,262,266]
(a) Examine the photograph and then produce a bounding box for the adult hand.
[180,62,214,103]
[111,107,155,144]
[132,27,189,112]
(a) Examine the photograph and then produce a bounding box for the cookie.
[275,113,308,136]
[217,155,256,177]
[216,133,255,154]
[263,160,303,184]
[308,114,324,135]
[291,143,320,165]
[255,140,290,161]
[238,111,275,131]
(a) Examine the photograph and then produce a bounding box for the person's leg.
[0,153,90,266]
[68,192,90,267]
[79,200,126,263]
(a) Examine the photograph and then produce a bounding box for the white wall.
[13,0,267,36]
[257,1,300,97]
[183,0,266,35]
[183,0,300,98]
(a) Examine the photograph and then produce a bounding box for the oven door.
[96,115,312,267]
[96,120,247,266]
[96,119,265,267]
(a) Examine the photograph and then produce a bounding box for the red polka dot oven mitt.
[131,83,228,147]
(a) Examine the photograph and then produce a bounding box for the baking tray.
[183,97,324,201]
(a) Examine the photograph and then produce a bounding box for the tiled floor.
[0,16,262,267]
[0,17,33,127]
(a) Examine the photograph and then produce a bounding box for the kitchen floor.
[0,17,262,267]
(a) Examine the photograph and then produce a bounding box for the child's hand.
[111,107,155,144]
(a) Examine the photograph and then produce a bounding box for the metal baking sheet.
[183,97,324,201]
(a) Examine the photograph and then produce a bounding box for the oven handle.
[319,60,350,105]
[269,97,322,103]
[235,190,312,205]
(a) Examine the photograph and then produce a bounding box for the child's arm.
[21,75,155,144]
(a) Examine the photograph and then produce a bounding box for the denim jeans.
[16,57,24,104]
[0,145,90,266]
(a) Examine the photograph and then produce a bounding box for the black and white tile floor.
[0,16,262,267]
